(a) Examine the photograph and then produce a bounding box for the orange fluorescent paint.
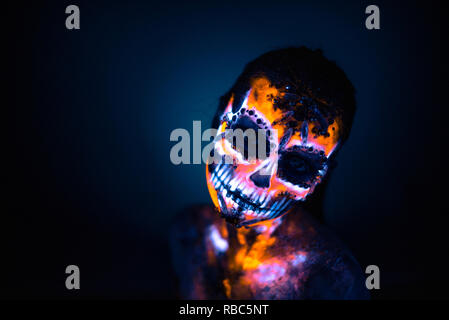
[246,78,283,123]
[206,165,219,209]
[217,218,309,295]
[230,219,278,271]
[306,120,341,156]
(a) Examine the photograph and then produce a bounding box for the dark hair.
[212,47,357,222]
[213,46,356,145]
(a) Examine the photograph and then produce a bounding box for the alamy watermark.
[65,265,80,290]
[169,120,276,166]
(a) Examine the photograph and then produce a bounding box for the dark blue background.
[7,0,447,298]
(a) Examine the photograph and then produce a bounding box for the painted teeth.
[248,188,255,199]
[276,198,287,210]
[212,166,294,219]
[261,193,272,208]
[222,169,231,180]
[242,187,250,198]
[230,179,238,191]
[217,166,226,177]
[269,201,279,213]
[280,199,292,212]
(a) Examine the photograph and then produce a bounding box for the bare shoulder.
[170,205,369,299]
[169,204,227,299]
[220,210,370,299]
[269,211,370,299]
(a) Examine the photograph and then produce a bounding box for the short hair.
[213,46,356,145]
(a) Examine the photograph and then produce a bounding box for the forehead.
[246,77,283,124]
[224,77,342,157]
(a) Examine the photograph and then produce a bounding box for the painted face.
[206,77,341,227]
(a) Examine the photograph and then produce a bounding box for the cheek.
[233,162,259,178]
[271,178,311,200]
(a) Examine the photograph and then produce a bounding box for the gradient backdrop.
[7,0,448,298]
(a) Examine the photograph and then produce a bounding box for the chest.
[205,222,312,299]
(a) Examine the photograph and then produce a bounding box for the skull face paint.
[206,77,342,227]
[172,47,363,300]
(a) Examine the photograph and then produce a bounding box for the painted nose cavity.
[249,170,271,188]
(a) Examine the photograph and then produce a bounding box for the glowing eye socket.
[226,115,271,160]
[277,150,326,188]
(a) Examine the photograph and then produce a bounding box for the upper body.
[170,204,369,300]
[171,47,366,300]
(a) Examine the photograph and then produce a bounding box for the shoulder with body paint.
[170,204,369,299]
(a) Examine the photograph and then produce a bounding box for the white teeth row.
[223,174,231,185]
[212,165,231,185]
[211,164,294,218]
[261,191,275,208]
[262,198,293,218]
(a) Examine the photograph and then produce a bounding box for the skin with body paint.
[202,76,347,298]
[171,48,367,300]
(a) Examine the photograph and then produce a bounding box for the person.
[170,47,369,299]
